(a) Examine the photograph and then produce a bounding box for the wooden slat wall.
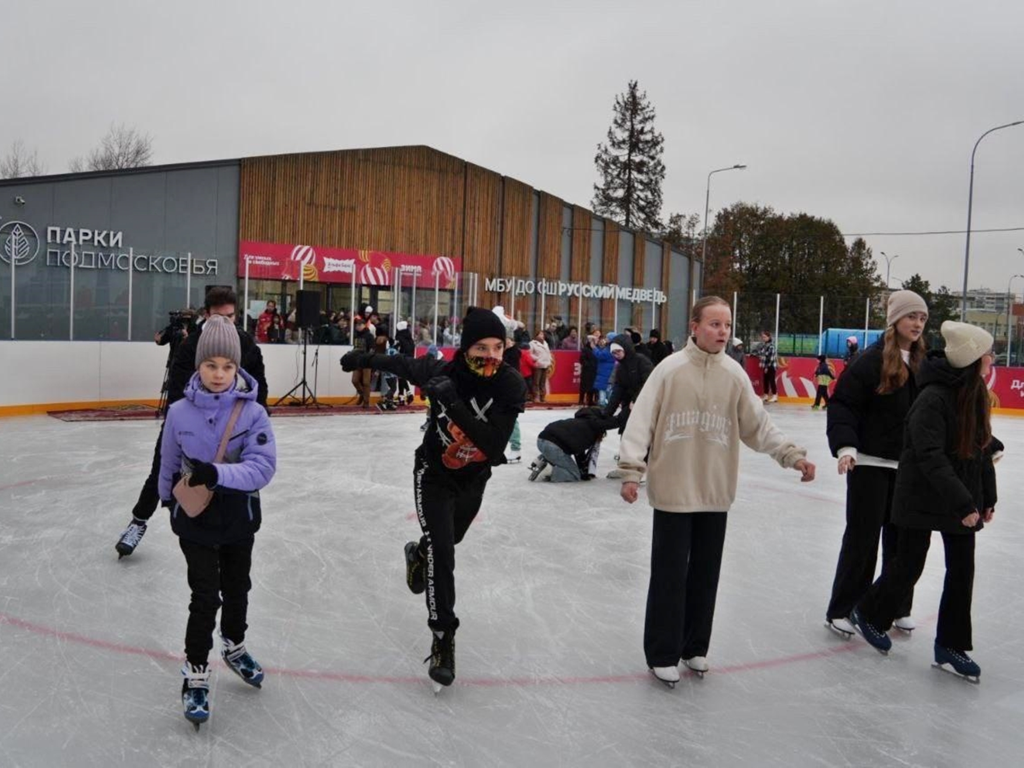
[632,236,646,329]
[569,206,591,327]
[238,145,693,334]
[601,220,619,330]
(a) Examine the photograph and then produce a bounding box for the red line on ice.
[0,609,908,687]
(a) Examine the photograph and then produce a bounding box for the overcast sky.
[3,0,1022,295]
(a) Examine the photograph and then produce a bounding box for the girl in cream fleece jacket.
[618,296,816,685]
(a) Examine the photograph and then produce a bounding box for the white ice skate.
[505,452,522,464]
[768,394,778,403]
[683,656,709,678]
[649,665,680,688]
[826,616,856,639]
[893,616,915,633]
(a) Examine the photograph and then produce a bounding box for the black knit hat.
[460,307,507,352]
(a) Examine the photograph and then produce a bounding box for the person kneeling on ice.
[850,322,998,682]
[158,315,277,727]
[531,407,621,482]
[617,296,816,688]
[341,307,527,693]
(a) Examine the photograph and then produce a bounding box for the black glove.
[187,461,218,488]
[341,351,370,372]
[424,376,458,407]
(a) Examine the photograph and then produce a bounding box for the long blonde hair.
[876,326,926,394]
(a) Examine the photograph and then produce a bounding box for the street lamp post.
[702,164,747,267]
[880,251,899,288]
[960,120,1024,320]
[1006,273,1023,366]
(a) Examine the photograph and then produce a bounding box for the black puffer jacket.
[891,352,997,534]
[538,407,621,456]
[603,335,654,426]
[579,342,597,390]
[395,327,416,356]
[826,339,918,460]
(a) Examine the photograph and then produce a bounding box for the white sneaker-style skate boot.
[649,665,680,688]
[826,616,856,638]
[893,616,915,633]
[683,656,709,678]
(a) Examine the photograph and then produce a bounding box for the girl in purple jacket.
[159,315,277,728]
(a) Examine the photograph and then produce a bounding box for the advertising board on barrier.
[238,240,462,288]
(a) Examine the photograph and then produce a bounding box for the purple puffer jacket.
[159,368,276,546]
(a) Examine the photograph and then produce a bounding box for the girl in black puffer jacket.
[824,291,928,637]
[852,322,997,680]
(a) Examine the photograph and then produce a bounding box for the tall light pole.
[960,120,1024,320]
[702,164,747,266]
[1006,273,1023,366]
[880,251,899,288]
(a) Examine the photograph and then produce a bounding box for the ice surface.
[1,406,1022,767]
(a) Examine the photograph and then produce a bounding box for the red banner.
[238,240,462,288]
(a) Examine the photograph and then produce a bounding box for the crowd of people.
[117,287,1000,726]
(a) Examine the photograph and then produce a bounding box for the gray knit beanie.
[195,315,241,369]
[886,290,928,326]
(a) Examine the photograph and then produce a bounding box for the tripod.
[274,328,327,408]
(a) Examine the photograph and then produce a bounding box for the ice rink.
[1,405,1022,767]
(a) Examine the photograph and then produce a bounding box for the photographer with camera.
[114,287,269,559]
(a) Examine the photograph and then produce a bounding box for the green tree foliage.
[702,203,884,341]
[592,80,666,233]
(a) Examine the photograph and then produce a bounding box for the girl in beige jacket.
[618,297,816,687]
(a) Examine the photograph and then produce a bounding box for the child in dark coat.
[159,315,277,727]
[812,354,834,410]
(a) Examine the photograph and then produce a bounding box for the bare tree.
[0,140,47,178]
[69,124,154,172]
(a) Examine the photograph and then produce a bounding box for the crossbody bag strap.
[213,400,246,463]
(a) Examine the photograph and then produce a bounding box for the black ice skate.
[222,637,264,688]
[850,608,891,655]
[115,518,147,559]
[181,662,211,730]
[424,629,455,694]
[405,541,426,595]
[932,643,980,683]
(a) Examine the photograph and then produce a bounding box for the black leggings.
[413,455,488,632]
[762,366,777,395]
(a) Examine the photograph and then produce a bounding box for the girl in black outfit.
[825,291,928,637]
[579,335,598,405]
[851,322,996,681]
[341,308,526,691]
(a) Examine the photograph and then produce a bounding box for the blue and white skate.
[850,608,891,654]
[222,637,264,688]
[933,643,980,683]
[181,662,211,730]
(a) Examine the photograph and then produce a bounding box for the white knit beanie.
[941,321,993,369]
[886,290,928,326]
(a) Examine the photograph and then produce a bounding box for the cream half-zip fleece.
[618,338,807,512]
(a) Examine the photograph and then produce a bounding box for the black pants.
[644,510,728,667]
[858,528,975,651]
[762,366,777,395]
[827,466,912,621]
[131,424,165,522]
[813,385,830,407]
[179,537,254,666]
[413,457,487,632]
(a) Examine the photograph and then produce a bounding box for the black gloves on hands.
[187,461,218,488]
[341,351,370,372]
[424,376,458,408]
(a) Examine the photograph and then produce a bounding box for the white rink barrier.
[0,341,359,415]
